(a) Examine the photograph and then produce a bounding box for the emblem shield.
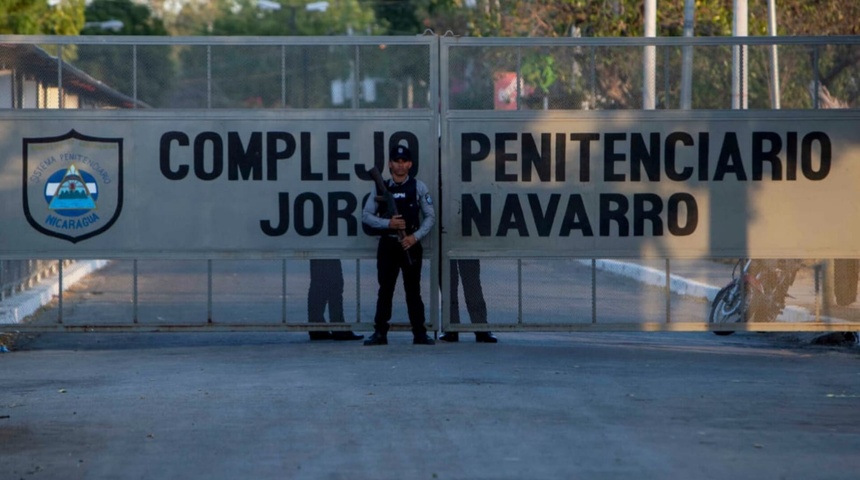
[23,129,123,243]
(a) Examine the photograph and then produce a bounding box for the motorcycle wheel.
[833,259,858,306]
[708,281,745,336]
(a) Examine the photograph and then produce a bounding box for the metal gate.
[2,35,860,334]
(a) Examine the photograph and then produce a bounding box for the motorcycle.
[708,259,801,336]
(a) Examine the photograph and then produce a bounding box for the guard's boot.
[475,332,498,343]
[363,332,388,346]
[332,331,364,341]
[308,331,333,341]
[413,334,435,345]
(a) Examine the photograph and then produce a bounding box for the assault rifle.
[368,166,413,265]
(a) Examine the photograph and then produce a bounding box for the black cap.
[390,145,412,162]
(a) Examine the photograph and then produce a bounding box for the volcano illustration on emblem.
[23,129,123,243]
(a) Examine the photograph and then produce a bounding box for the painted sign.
[443,110,860,258]
[0,110,437,258]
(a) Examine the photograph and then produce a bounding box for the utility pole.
[680,0,695,109]
[732,0,748,109]
[643,0,657,110]
[767,0,781,109]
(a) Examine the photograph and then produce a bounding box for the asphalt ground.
[2,330,859,480]
[2,260,859,479]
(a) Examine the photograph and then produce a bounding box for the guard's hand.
[389,215,406,230]
[401,234,417,250]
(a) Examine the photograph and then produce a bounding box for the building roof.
[0,43,149,109]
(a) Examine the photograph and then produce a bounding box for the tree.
[81,0,170,36]
[0,0,85,35]
[73,0,176,107]
[521,53,557,109]
[776,0,860,107]
[430,0,859,110]
[169,0,384,108]
[172,0,378,36]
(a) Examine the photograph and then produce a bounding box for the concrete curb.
[0,260,110,324]
[577,259,721,301]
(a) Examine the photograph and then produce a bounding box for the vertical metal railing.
[2,36,857,332]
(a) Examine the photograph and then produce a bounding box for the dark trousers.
[308,259,344,324]
[450,259,487,324]
[373,236,426,335]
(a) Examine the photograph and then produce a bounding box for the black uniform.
[307,259,364,341]
[308,259,344,324]
[449,259,487,325]
[362,173,436,339]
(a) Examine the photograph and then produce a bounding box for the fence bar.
[206,45,212,109]
[351,45,360,109]
[133,259,139,323]
[814,263,821,322]
[281,259,287,323]
[281,45,287,107]
[813,45,820,109]
[355,259,361,323]
[56,46,62,109]
[57,259,63,324]
[591,259,597,324]
[515,46,522,110]
[589,47,596,108]
[517,259,523,325]
[132,45,138,107]
[665,259,671,324]
[207,260,213,323]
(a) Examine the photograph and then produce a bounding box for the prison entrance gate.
[1,35,860,334]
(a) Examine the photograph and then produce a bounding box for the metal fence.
[3,35,857,111]
[0,260,72,301]
[2,35,860,334]
[437,36,860,334]
[1,36,433,110]
[442,36,860,111]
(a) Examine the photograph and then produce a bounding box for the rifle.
[368,166,413,265]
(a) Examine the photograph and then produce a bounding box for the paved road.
[2,330,859,480]
[2,260,859,479]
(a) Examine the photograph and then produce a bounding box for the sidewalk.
[0,260,109,324]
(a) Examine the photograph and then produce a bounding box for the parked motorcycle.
[708,259,801,336]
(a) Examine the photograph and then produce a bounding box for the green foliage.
[5,0,856,109]
[81,0,168,35]
[169,0,387,109]
[181,0,379,36]
[0,0,85,35]
[72,0,176,106]
[438,0,858,109]
[371,0,421,35]
[521,53,557,96]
